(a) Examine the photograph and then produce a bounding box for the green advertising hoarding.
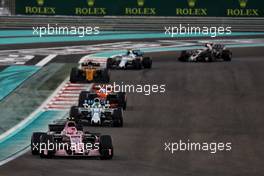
[15,0,264,17]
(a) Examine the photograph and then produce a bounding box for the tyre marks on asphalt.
[45,82,92,110]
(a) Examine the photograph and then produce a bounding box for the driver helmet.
[127,49,133,55]
[205,43,213,48]
[93,98,101,107]
[66,122,77,134]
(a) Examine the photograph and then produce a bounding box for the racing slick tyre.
[78,91,97,107]
[142,57,152,69]
[101,69,110,83]
[112,108,123,127]
[70,67,80,83]
[222,50,232,61]
[196,56,205,62]
[39,134,56,159]
[99,135,113,160]
[204,55,213,62]
[117,92,127,110]
[70,106,79,118]
[132,59,142,69]
[31,132,46,155]
[178,51,190,62]
[107,58,113,69]
[208,56,214,62]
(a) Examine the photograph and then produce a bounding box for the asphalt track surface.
[0,46,264,176]
[1,34,264,50]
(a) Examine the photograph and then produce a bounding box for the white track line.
[52,97,79,101]
[48,101,76,105]
[35,54,57,67]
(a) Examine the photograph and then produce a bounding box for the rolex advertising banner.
[15,0,264,17]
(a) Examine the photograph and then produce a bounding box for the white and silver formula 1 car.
[107,49,152,69]
[70,97,123,127]
[178,43,232,62]
[31,120,113,159]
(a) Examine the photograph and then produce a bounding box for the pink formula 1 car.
[31,120,113,160]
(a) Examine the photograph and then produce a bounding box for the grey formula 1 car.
[178,44,232,62]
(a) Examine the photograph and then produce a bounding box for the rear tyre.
[112,108,123,127]
[142,57,152,69]
[222,50,232,61]
[101,69,110,83]
[31,132,45,155]
[70,68,79,83]
[117,92,127,110]
[99,135,113,160]
[107,58,113,69]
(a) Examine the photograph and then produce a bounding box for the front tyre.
[178,51,190,62]
[132,59,142,69]
[39,134,55,159]
[70,68,79,83]
[31,132,45,155]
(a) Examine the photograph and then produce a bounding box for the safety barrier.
[14,0,264,17]
[0,0,264,32]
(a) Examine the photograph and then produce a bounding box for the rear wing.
[212,44,225,50]
[79,56,108,68]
